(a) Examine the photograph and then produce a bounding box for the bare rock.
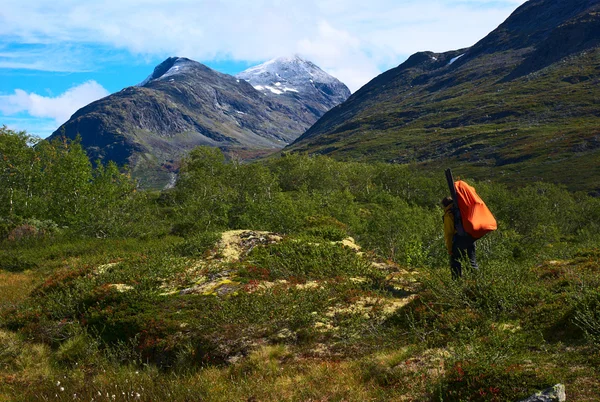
[519,384,566,402]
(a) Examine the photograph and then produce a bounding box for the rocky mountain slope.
[49,57,350,188]
[287,0,600,193]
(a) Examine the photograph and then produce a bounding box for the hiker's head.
[441,196,453,208]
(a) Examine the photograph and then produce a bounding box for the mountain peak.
[50,55,351,189]
[245,55,309,69]
[138,57,202,86]
[237,55,331,84]
[236,55,351,104]
[270,54,307,64]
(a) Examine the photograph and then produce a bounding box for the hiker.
[442,196,479,279]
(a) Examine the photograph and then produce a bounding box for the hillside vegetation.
[287,0,600,194]
[1,128,600,400]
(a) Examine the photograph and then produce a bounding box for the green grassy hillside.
[1,145,599,401]
[287,0,600,193]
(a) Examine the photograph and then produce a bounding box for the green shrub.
[303,226,348,242]
[175,231,220,257]
[229,191,309,234]
[422,256,537,319]
[434,329,554,401]
[0,250,38,272]
[436,358,551,401]
[246,237,377,281]
[55,331,99,366]
[573,288,600,344]
[357,197,439,267]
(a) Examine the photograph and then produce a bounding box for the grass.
[1,153,600,400]
[0,271,37,309]
[287,47,600,192]
[1,231,599,400]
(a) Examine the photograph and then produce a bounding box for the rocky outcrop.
[519,384,566,402]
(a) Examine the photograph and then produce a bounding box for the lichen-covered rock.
[108,284,134,293]
[218,230,282,263]
[95,262,121,275]
[519,384,566,402]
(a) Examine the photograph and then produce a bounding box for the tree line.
[2,126,599,266]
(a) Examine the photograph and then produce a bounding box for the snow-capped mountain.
[49,56,351,189]
[236,55,351,116]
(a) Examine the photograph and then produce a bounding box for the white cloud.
[296,21,381,91]
[0,81,109,125]
[1,0,528,91]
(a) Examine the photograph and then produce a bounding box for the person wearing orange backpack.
[442,196,479,279]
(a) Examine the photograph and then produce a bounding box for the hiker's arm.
[443,212,454,255]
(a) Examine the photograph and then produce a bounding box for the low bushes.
[2,147,600,399]
[245,236,377,281]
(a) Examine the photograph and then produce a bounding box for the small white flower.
[60,387,65,392]
[56,381,61,386]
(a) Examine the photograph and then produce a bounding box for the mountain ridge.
[49,56,350,188]
[287,0,600,192]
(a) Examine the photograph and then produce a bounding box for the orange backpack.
[454,180,497,239]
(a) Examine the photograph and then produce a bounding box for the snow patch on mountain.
[254,84,299,95]
[238,55,333,84]
[236,55,350,101]
[267,86,283,95]
[448,54,465,65]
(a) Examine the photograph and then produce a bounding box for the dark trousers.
[451,234,479,279]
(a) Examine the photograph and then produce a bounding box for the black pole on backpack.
[445,168,458,201]
[445,168,466,236]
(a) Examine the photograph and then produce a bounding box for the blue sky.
[0,0,526,139]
